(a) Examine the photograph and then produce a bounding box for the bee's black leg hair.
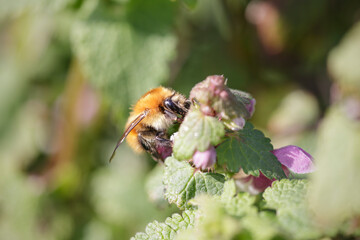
[138,128,171,161]
[155,132,172,145]
[164,109,178,121]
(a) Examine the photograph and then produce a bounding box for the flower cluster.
[187,75,314,193]
[190,75,255,130]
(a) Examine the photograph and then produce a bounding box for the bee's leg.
[137,130,161,161]
[155,132,172,146]
[154,132,173,160]
[163,109,178,122]
[138,129,172,161]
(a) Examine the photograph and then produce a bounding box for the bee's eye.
[164,98,187,117]
[164,98,177,112]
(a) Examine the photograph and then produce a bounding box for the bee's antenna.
[109,109,149,163]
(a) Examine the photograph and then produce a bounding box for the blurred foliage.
[1,0,360,239]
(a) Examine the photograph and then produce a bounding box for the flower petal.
[192,146,217,170]
[235,172,273,195]
[245,98,256,117]
[271,145,314,174]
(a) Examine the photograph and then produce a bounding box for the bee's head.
[162,93,191,122]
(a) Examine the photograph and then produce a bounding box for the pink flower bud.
[208,75,225,89]
[200,105,216,116]
[192,146,217,170]
[245,98,256,117]
[190,75,255,129]
[224,117,246,131]
[235,172,273,195]
[219,90,229,99]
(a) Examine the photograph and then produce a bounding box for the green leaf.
[276,207,321,240]
[309,106,360,226]
[131,210,196,240]
[173,108,225,160]
[220,180,257,217]
[0,0,74,19]
[229,89,253,106]
[126,0,178,33]
[164,157,225,209]
[241,212,281,240]
[228,88,253,118]
[71,8,176,119]
[145,164,167,207]
[177,195,241,240]
[263,179,308,209]
[328,21,360,91]
[182,0,197,9]
[217,122,286,179]
[263,179,321,239]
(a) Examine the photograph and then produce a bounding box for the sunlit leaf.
[263,179,308,209]
[217,122,286,179]
[173,108,225,160]
[309,106,360,226]
[264,179,321,239]
[164,157,225,209]
[220,180,257,217]
[131,210,196,240]
[176,195,240,240]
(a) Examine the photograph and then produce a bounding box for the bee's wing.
[109,110,149,162]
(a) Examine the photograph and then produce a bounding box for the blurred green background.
[1,0,360,239]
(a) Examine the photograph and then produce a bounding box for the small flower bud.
[190,75,256,131]
[219,90,229,99]
[233,117,246,129]
[200,105,216,116]
[208,75,226,92]
[245,98,256,118]
[192,146,217,170]
[223,117,246,131]
[235,172,273,195]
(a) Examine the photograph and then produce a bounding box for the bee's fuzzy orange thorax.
[131,87,173,114]
[126,130,143,153]
[125,87,174,152]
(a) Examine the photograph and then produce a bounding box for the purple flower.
[192,146,217,170]
[235,145,314,194]
[232,117,246,130]
[272,145,315,174]
[235,171,277,195]
[245,98,256,118]
[189,75,255,130]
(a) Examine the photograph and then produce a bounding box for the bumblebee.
[110,87,191,162]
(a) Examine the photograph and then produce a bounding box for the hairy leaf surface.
[173,108,225,160]
[164,157,225,209]
[217,123,285,179]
